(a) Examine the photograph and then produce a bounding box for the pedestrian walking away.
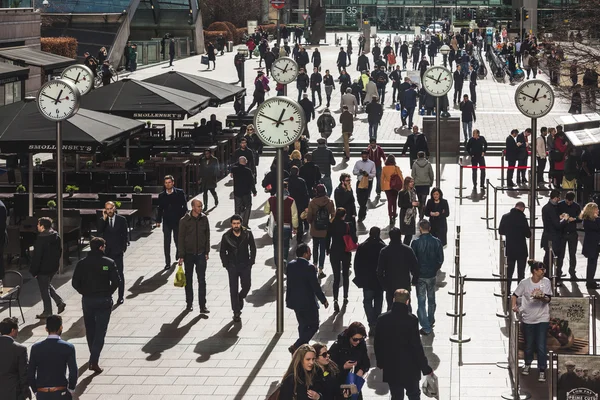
[231,156,257,228]
[219,214,256,322]
[156,175,188,270]
[30,217,65,319]
[326,208,356,313]
[0,317,30,400]
[177,199,211,314]
[71,237,120,373]
[199,149,220,209]
[499,201,531,294]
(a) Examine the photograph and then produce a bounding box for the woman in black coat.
[423,187,450,246]
[311,48,322,71]
[206,42,216,70]
[334,173,357,224]
[280,344,324,400]
[398,176,418,245]
[326,208,356,313]
[581,202,600,288]
[329,322,370,399]
[313,343,350,400]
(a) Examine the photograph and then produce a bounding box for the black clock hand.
[54,89,63,105]
[436,72,442,84]
[258,113,280,124]
[74,72,81,84]
[532,88,540,102]
[282,63,290,73]
[42,93,57,102]
[275,109,286,127]
[521,92,536,101]
[274,65,285,72]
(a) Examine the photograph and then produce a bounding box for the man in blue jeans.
[459,94,476,143]
[178,199,211,314]
[511,261,552,382]
[411,220,444,335]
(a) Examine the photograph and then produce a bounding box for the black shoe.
[343,298,349,307]
[587,283,600,289]
[334,300,340,313]
[419,328,432,336]
[200,306,210,314]
[117,298,124,305]
[215,198,219,206]
[57,303,66,314]
[288,345,296,354]
[186,304,193,312]
[233,314,242,323]
[508,182,516,187]
[89,364,104,374]
[318,270,326,279]
[36,313,51,319]
[164,264,171,270]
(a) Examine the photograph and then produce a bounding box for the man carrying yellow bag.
[174,263,186,287]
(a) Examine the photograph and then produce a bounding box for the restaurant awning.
[143,71,246,107]
[0,47,76,72]
[79,78,211,120]
[0,100,145,153]
[0,63,29,83]
[560,113,600,147]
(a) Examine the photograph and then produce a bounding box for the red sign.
[270,0,285,9]
[302,13,308,20]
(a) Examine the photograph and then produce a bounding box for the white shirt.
[352,159,376,181]
[394,34,401,43]
[536,136,547,159]
[514,277,552,324]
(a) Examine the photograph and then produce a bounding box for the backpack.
[314,204,330,230]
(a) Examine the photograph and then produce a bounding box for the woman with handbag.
[424,187,450,246]
[380,155,404,226]
[313,343,350,400]
[562,147,580,189]
[553,131,568,188]
[329,322,370,400]
[326,208,357,313]
[398,176,418,245]
[279,344,324,400]
[206,42,216,70]
[581,202,600,288]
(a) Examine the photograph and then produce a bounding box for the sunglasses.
[351,336,364,343]
[319,352,329,358]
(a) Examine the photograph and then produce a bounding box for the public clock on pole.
[514,79,555,118]
[61,64,94,95]
[422,66,453,97]
[270,56,299,85]
[254,96,305,147]
[36,79,81,121]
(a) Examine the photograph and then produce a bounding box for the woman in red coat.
[246,38,256,59]
[553,132,568,187]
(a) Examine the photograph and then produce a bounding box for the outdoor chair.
[0,270,25,323]
[5,226,23,269]
[128,172,146,188]
[98,193,117,205]
[63,209,82,259]
[12,193,29,224]
[91,171,109,193]
[132,193,153,227]
[108,172,127,188]
[43,172,56,187]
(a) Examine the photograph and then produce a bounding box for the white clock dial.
[422,66,454,97]
[253,97,305,147]
[36,79,81,121]
[61,64,94,95]
[514,80,555,118]
[271,57,299,85]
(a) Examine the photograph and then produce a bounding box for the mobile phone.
[340,384,358,394]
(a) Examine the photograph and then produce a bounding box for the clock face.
[253,97,305,147]
[514,80,555,118]
[36,79,81,121]
[271,57,299,85]
[61,65,94,95]
[422,66,454,96]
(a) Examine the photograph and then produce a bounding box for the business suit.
[541,200,567,277]
[98,214,129,300]
[0,335,30,400]
[157,188,188,268]
[505,134,519,186]
[0,199,7,279]
[285,257,327,349]
[516,132,528,184]
[28,336,77,399]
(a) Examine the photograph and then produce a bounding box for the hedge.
[206,21,238,42]
[41,37,78,59]
[203,30,229,45]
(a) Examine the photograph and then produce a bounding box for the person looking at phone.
[329,321,370,395]
[374,289,434,399]
[313,342,351,399]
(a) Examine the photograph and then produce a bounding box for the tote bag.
[345,366,365,400]
[343,224,358,252]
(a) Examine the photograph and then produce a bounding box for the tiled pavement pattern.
[4,32,598,400]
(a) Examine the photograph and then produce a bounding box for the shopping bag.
[343,225,358,253]
[562,177,576,189]
[345,366,365,400]
[267,213,274,238]
[174,263,186,287]
[357,175,369,189]
[421,373,439,399]
[201,55,209,65]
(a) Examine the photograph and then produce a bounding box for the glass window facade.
[43,0,133,13]
[4,81,21,106]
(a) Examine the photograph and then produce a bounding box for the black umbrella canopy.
[144,71,245,107]
[0,100,145,153]
[80,78,210,120]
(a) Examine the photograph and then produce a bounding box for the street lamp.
[440,44,450,68]
[235,46,248,112]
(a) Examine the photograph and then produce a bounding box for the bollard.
[592,296,597,355]
[447,254,466,324]
[455,160,466,204]
[449,275,471,343]
[482,179,493,221]
[493,185,498,240]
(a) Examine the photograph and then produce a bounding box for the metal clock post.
[514,80,555,259]
[422,66,453,188]
[36,79,81,273]
[254,60,301,333]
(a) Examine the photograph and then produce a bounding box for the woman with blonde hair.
[280,344,324,400]
[313,343,349,400]
[290,149,303,170]
[581,202,600,288]
[380,155,403,226]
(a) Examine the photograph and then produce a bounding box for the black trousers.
[106,251,124,299]
[356,180,373,220]
[227,263,252,316]
[293,308,319,348]
[537,157,547,183]
[202,185,218,208]
[311,88,322,106]
[82,296,113,365]
[184,254,207,307]
[557,232,578,277]
[587,253,599,286]
[517,158,528,183]
[163,222,179,266]
[543,240,562,278]
[234,194,252,228]
[470,83,477,104]
[453,85,463,103]
[507,160,516,184]
[471,155,486,186]
[37,273,64,314]
[507,257,526,294]
[330,252,351,301]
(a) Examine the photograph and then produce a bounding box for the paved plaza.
[2,32,597,400]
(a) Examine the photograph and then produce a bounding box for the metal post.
[592,296,597,355]
[501,152,505,187]
[435,96,441,187]
[28,154,34,217]
[125,140,130,159]
[241,51,246,111]
[276,147,285,334]
[276,8,281,46]
[56,121,64,274]
[529,117,537,259]
[548,351,554,400]
[459,164,464,205]
[493,185,498,239]
[482,179,492,222]
[449,275,471,343]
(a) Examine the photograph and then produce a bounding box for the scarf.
[404,189,417,225]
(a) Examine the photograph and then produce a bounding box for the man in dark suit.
[402,125,430,172]
[98,201,129,304]
[516,128,530,184]
[505,129,520,187]
[28,315,77,399]
[72,238,120,373]
[541,190,568,283]
[285,243,329,354]
[156,175,188,270]
[0,317,30,400]
[498,202,531,293]
[375,289,434,399]
[0,199,7,279]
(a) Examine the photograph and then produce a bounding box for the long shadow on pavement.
[126,267,175,300]
[143,310,203,361]
[193,321,242,363]
[245,275,276,308]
